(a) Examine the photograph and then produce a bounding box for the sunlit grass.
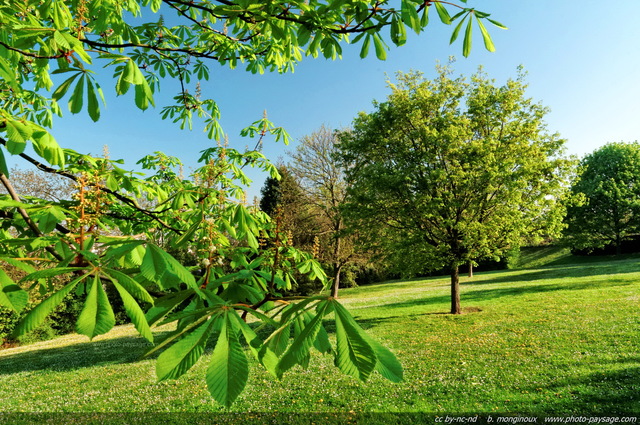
[1,257,639,416]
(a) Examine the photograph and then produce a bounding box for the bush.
[0,291,85,346]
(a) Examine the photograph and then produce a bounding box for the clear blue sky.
[25,0,640,200]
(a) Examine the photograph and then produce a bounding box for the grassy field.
[1,256,639,418]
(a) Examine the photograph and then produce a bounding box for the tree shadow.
[0,334,156,376]
[521,363,640,415]
[468,261,640,286]
[378,278,632,312]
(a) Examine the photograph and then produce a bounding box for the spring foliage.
[337,66,573,313]
[0,0,503,406]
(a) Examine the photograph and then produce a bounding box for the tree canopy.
[0,0,508,407]
[337,66,572,314]
[0,0,505,172]
[565,142,640,255]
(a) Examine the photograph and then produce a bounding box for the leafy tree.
[260,165,321,245]
[288,125,356,298]
[0,0,508,406]
[565,142,640,255]
[337,66,572,314]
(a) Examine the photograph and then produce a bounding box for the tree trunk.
[450,264,461,314]
[616,233,622,256]
[467,261,473,278]
[331,225,342,298]
[331,263,342,298]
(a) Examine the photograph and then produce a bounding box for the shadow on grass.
[471,261,640,286]
[523,365,640,415]
[0,331,170,376]
[377,278,632,313]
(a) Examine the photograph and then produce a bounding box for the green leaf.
[278,300,332,374]
[365,335,404,383]
[450,15,467,44]
[134,79,155,110]
[123,59,145,85]
[156,316,216,381]
[53,30,71,50]
[476,16,496,52]
[145,290,195,326]
[0,147,9,176]
[143,313,209,359]
[307,310,332,354]
[33,205,67,233]
[86,77,102,122]
[21,267,88,282]
[401,0,422,33]
[390,17,407,46]
[104,268,154,305]
[0,269,28,312]
[103,241,145,264]
[140,244,196,290]
[206,313,249,407]
[421,5,430,26]
[266,322,291,356]
[230,310,279,378]
[359,34,371,59]
[32,130,65,167]
[4,120,31,155]
[463,14,473,57]
[434,2,451,25]
[12,274,85,337]
[372,33,387,60]
[68,74,85,114]
[51,73,80,101]
[63,33,92,64]
[332,301,376,381]
[173,213,203,248]
[116,68,131,95]
[76,275,116,339]
[111,278,153,342]
[0,257,36,274]
[150,0,162,12]
[0,58,17,89]
[487,18,508,30]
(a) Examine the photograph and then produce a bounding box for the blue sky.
[25,0,640,199]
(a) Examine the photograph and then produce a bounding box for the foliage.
[287,126,364,298]
[0,0,507,406]
[259,165,325,294]
[337,65,573,314]
[564,142,640,254]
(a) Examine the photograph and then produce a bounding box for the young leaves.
[449,10,505,57]
[140,243,197,290]
[0,269,28,312]
[76,275,116,339]
[12,273,87,338]
[52,71,105,121]
[107,271,154,342]
[206,311,249,407]
[332,301,376,381]
[156,316,217,381]
[278,300,332,374]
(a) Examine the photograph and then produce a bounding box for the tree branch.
[0,173,64,261]
[0,138,183,234]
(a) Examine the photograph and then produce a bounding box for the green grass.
[1,257,639,417]
[512,245,572,269]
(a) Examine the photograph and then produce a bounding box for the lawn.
[1,256,639,419]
